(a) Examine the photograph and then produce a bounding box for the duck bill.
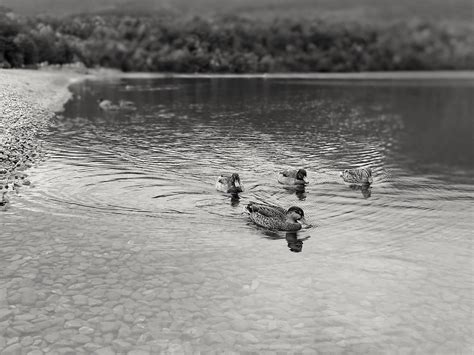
[234,180,243,192]
[298,216,311,228]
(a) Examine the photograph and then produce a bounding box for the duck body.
[0,191,9,207]
[98,99,120,111]
[340,167,373,185]
[278,169,309,185]
[119,100,136,110]
[216,173,243,194]
[245,201,306,231]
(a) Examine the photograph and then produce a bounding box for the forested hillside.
[1,6,473,73]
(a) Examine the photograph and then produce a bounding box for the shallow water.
[1,77,473,354]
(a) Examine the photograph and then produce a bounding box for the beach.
[0,69,87,194]
[0,69,84,131]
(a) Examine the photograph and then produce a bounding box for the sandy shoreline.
[0,69,84,129]
[0,69,87,194]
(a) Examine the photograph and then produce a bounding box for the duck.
[20,176,31,186]
[245,201,307,231]
[216,173,243,194]
[98,98,120,111]
[119,100,136,110]
[0,190,9,207]
[340,167,373,185]
[278,168,309,185]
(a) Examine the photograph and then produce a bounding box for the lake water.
[1,77,473,354]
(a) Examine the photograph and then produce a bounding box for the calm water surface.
[1,77,473,353]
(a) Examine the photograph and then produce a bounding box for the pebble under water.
[1,77,473,354]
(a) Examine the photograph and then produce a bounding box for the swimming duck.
[98,98,120,111]
[340,167,373,185]
[119,100,136,110]
[216,173,243,194]
[21,176,31,186]
[0,189,9,207]
[245,201,307,231]
[278,169,309,185]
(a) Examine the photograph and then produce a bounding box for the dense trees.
[1,8,473,72]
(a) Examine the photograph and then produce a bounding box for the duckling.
[340,167,373,185]
[245,201,307,231]
[216,173,243,194]
[278,168,309,185]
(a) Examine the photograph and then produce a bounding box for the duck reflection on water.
[350,183,372,198]
[261,230,311,253]
[283,184,307,200]
[230,193,241,207]
[286,232,311,253]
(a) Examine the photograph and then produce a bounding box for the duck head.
[228,173,243,193]
[296,169,309,184]
[340,169,351,180]
[286,206,307,225]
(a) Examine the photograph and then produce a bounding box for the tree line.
[1,8,473,72]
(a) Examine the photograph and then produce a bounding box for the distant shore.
[2,11,473,74]
[106,70,474,81]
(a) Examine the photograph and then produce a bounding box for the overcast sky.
[1,0,472,24]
